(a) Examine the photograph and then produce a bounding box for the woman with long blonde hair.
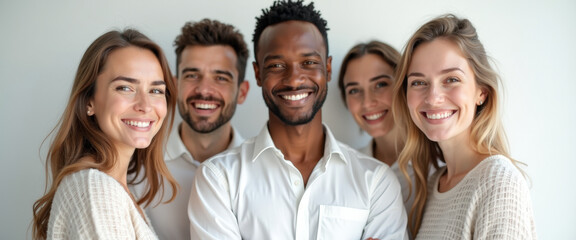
[32,29,178,239]
[393,14,536,239]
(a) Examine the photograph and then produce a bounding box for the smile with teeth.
[425,111,454,120]
[123,120,151,128]
[364,112,384,121]
[281,93,309,101]
[195,103,218,110]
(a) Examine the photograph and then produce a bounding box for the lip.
[362,110,387,124]
[420,109,456,123]
[122,118,155,131]
[277,90,313,106]
[190,100,221,115]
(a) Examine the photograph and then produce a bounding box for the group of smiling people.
[31,0,535,239]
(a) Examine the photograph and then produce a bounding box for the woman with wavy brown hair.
[32,29,178,239]
[393,14,536,239]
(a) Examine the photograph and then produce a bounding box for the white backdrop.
[1,0,574,239]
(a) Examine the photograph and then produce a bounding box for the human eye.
[409,80,427,87]
[375,81,389,88]
[184,73,199,80]
[115,85,133,92]
[346,88,360,95]
[150,88,165,95]
[303,60,319,65]
[266,63,283,69]
[216,75,230,82]
[445,77,460,84]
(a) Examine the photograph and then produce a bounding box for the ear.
[477,87,488,105]
[87,100,95,116]
[236,80,250,104]
[253,61,262,87]
[326,56,333,82]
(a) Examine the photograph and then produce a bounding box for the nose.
[194,77,215,97]
[363,89,377,108]
[424,83,444,105]
[283,64,305,87]
[134,91,152,113]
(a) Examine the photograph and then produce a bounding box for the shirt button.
[294,180,301,186]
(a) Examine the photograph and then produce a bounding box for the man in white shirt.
[142,19,250,240]
[187,1,407,240]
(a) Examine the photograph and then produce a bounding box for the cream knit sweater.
[47,169,157,239]
[416,155,536,240]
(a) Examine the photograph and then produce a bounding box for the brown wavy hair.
[392,14,520,237]
[31,29,178,239]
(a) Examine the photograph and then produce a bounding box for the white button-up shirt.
[189,124,408,240]
[141,122,245,240]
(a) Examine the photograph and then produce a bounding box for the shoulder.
[56,169,127,206]
[338,140,385,169]
[199,137,254,177]
[475,155,526,183]
[473,155,530,198]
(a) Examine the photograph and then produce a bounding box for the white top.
[359,142,416,215]
[48,169,157,240]
[143,122,245,240]
[416,155,536,240]
[188,124,408,240]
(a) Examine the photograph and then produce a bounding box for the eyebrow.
[344,74,392,88]
[181,67,199,75]
[344,82,358,88]
[370,74,392,82]
[215,70,234,79]
[407,67,465,78]
[181,67,234,79]
[262,51,322,63]
[111,76,165,86]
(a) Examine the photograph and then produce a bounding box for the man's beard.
[178,94,237,133]
[263,84,327,126]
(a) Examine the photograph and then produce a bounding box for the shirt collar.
[165,122,244,164]
[251,123,347,165]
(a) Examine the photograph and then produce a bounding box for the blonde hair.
[392,14,520,237]
[32,29,178,239]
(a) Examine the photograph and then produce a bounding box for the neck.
[268,112,325,186]
[437,132,488,192]
[372,126,404,167]
[105,146,135,187]
[180,122,233,163]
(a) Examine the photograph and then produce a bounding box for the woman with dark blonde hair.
[32,29,178,239]
[393,14,536,239]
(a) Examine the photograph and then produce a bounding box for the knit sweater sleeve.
[474,158,537,239]
[48,169,143,239]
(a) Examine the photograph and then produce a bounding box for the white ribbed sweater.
[416,155,536,240]
[47,169,157,240]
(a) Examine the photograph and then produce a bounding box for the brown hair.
[337,40,400,104]
[392,14,519,237]
[174,18,249,84]
[32,29,178,239]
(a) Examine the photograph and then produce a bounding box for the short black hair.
[252,0,329,62]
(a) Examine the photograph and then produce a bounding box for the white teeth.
[282,93,309,101]
[426,111,453,120]
[195,103,217,109]
[125,120,151,127]
[365,113,384,120]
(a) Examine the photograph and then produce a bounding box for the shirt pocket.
[316,205,369,240]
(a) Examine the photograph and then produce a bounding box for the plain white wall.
[1,0,574,239]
